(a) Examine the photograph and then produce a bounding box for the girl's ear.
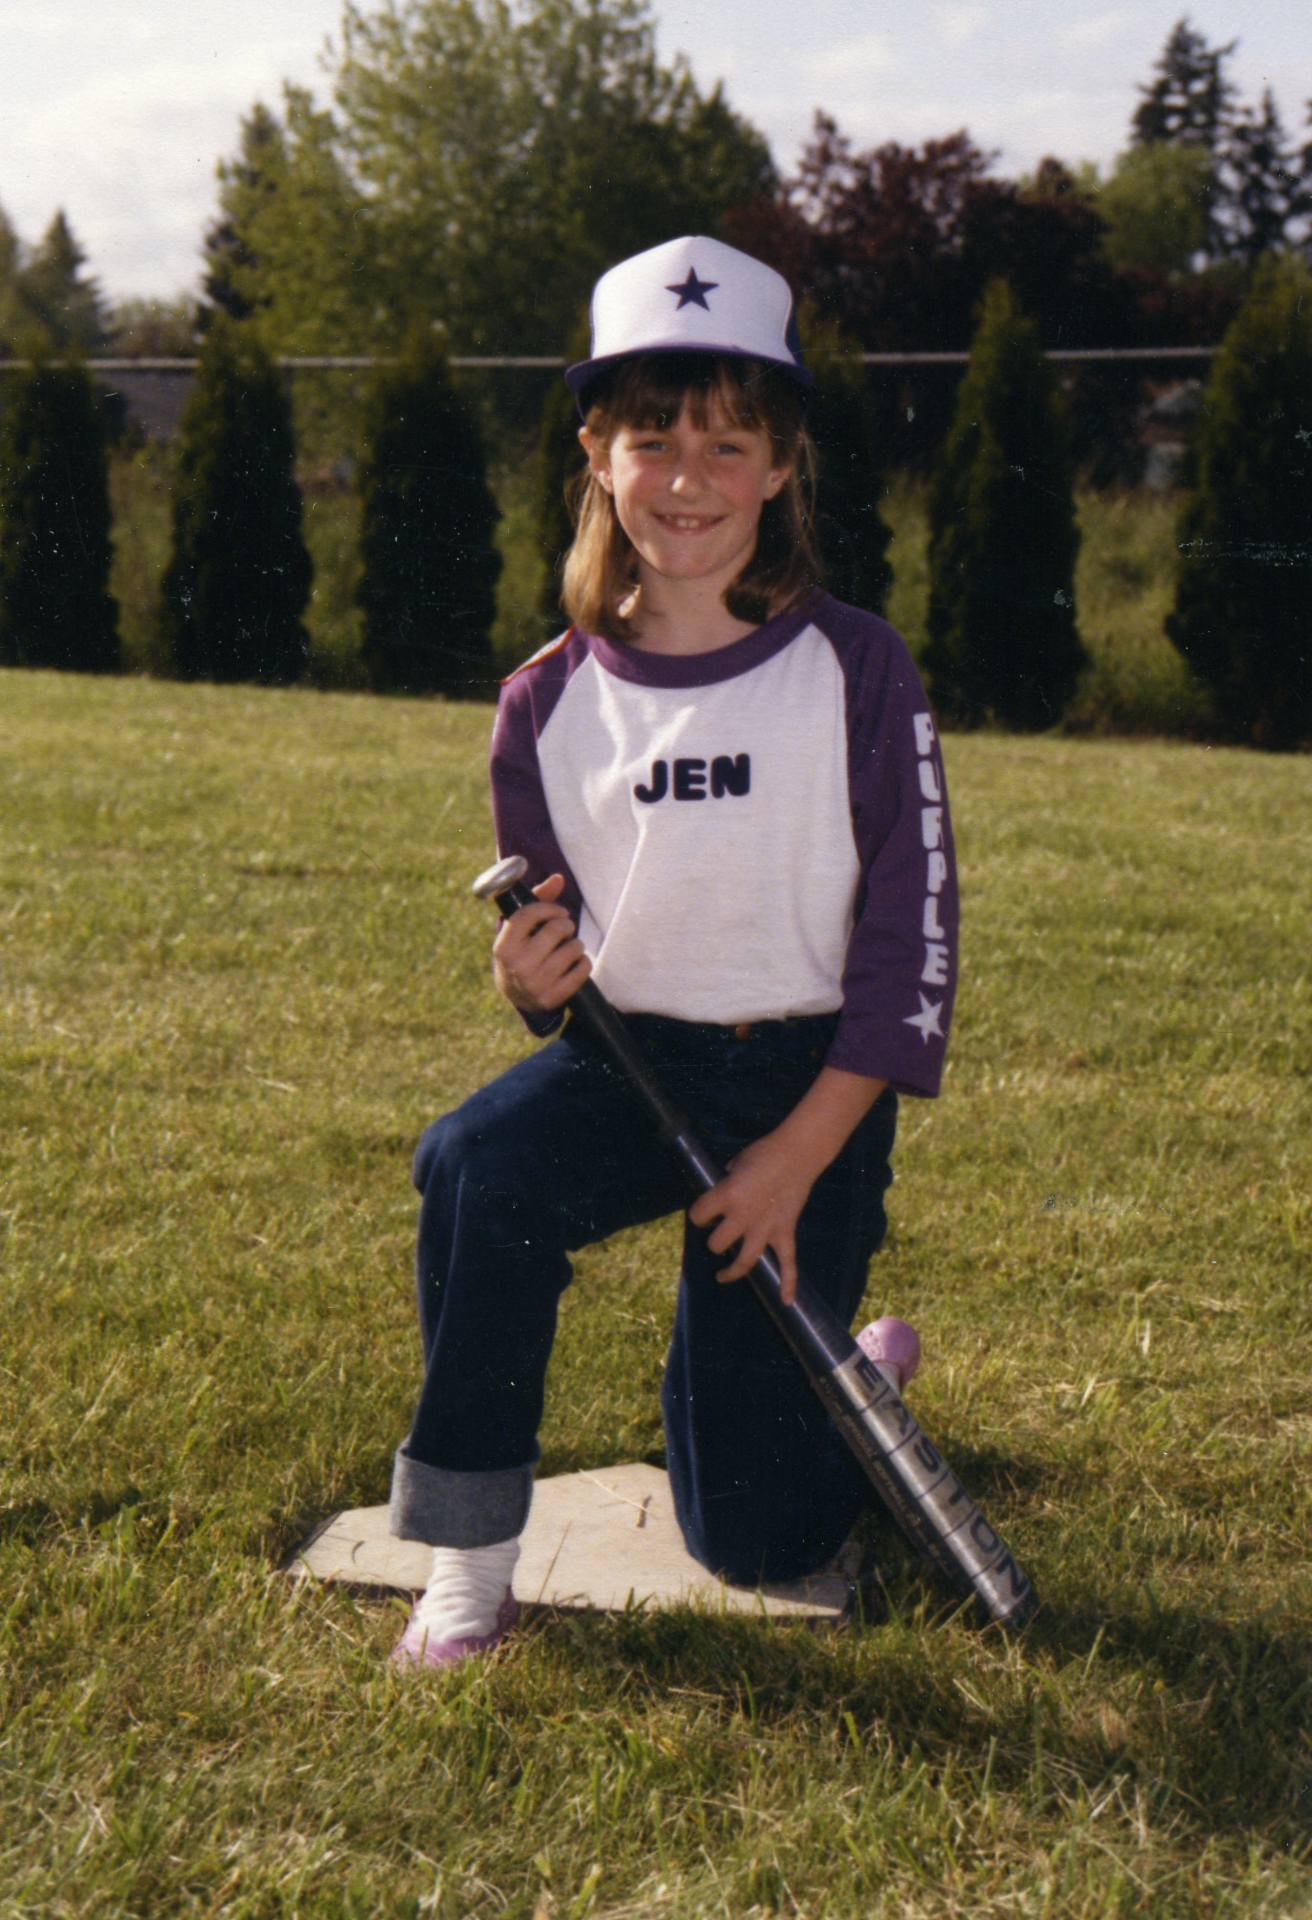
[579,426,613,493]
[764,462,790,501]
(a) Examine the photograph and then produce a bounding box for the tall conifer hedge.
[357,336,501,697]
[0,360,118,672]
[923,280,1086,729]
[806,311,892,615]
[160,320,310,683]
[1167,256,1312,749]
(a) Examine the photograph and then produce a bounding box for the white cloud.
[972,85,1130,172]
[1060,10,1136,50]
[936,6,991,46]
[1,47,330,299]
[4,0,1311,304]
[806,31,897,88]
[0,5,339,297]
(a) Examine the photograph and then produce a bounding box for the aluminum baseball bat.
[473,855,1038,1631]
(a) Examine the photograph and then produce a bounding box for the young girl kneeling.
[389,236,957,1669]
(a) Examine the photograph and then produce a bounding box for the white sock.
[412,1537,520,1641]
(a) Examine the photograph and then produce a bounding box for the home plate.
[289,1462,862,1620]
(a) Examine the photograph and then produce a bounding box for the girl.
[389,236,958,1669]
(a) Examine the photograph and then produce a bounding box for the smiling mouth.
[656,514,724,532]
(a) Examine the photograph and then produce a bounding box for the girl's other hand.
[687,1133,817,1306]
[492,872,591,1013]
[686,1068,887,1306]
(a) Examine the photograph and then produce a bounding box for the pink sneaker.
[855,1316,921,1389]
[389,1590,519,1671]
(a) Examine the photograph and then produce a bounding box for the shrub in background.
[160,318,310,683]
[0,359,118,672]
[923,280,1086,728]
[1167,256,1312,749]
[357,334,501,697]
[805,308,893,615]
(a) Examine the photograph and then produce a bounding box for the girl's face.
[582,397,790,603]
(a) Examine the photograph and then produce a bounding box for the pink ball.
[856,1316,921,1389]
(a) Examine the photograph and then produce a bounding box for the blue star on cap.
[665,267,718,310]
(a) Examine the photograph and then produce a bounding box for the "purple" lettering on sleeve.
[818,600,958,1098]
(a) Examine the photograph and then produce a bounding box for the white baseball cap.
[566,235,810,399]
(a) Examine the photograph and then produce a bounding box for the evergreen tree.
[203,90,372,357]
[1132,18,1237,259]
[804,309,892,615]
[0,204,33,353]
[17,211,106,352]
[202,102,287,325]
[0,358,119,671]
[1167,256,1312,749]
[160,319,311,683]
[356,334,501,697]
[923,281,1086,730]
[1132,18,1236,152]
[1219,89,1300,264]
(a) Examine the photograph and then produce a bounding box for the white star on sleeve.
[903,993,944,1044]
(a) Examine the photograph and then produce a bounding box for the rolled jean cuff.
[388,1445,533,1548]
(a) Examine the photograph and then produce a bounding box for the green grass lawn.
[2,671,1309,1918]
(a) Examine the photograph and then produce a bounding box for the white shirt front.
[537,625,859,1021]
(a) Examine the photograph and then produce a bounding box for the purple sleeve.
[488,639,587,1039]
[822,606,958,1098]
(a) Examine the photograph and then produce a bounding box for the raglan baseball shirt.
[490,590,958,1099]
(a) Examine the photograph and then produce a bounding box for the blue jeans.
[389,1013,898,1585]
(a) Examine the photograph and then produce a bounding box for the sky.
[1,0,1308,307]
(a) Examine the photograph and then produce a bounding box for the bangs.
[583,353,802,441]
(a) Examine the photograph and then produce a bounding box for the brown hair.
[561,353,821,642]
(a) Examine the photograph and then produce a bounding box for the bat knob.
[856,1316,921,1390]
[472,855,528,900]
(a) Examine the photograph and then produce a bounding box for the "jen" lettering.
[634,754,751,803]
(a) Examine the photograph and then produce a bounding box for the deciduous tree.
[105,298,200,358]
[333,0,772,352]
[208,0,774,359]
[1096,142,1211,275]
[780,115,994,350]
